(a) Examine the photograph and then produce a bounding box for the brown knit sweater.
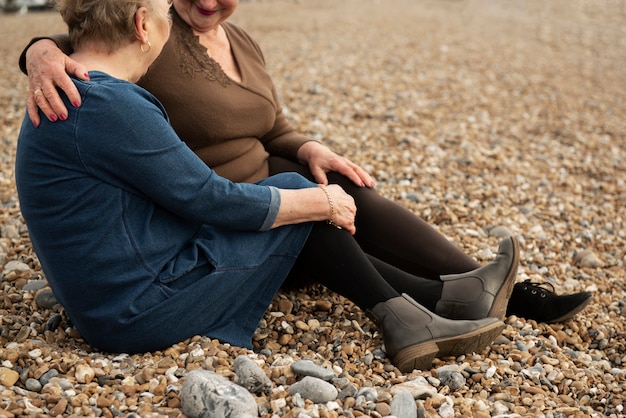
[138,11,314,183]
[21,10,314,183]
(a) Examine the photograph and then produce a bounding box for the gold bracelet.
[318,184,342,229]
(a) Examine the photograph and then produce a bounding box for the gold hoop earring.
[140,41,151,53]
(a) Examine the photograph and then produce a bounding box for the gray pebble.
[109,405,125,416]
[404,192,422,202]
[288,376,338,403]
[291,359,337,381]
[233,355,272,395]
[25,377,42,392]
[337,383,358,400]
[488,226,513,238]
[515,341,529,352]
[35,289,58,309]
[44,314,63,332]
[391,391,417,418]
[180,370,258,418]
[372,348,387,359]
[292,392,305,408]
[438,370,465,391]
[437,365,466,391]
[39,369,58,386]
[330,377,350,389]
[22,280,47,292]
[356,387,378,402]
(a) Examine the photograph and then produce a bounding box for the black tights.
[269,157,481,280]
[289,223,443,312]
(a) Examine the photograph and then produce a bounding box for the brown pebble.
[96,395,113,408]
[278,299,294,314]
[343,397,356,409]
[49,398,68,417]
[375,402,391,416]
[314,300,333,311]
[0,368,19,387]
[278,334,292,345]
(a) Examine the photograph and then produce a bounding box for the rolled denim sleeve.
[258,186,280,231]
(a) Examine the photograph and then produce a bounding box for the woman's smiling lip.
[196,6,216,16]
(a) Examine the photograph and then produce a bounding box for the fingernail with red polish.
[73,101,80,107]
[84,73,90,79]
[59,113,67,121]
[50,114,58,122]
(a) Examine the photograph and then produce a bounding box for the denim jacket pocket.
[129,260,216,316]
[157,241,216,285]
[157,261,215,292]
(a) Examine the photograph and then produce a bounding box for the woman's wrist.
[318,184,341,229]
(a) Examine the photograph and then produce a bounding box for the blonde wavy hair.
[56,0,157,53]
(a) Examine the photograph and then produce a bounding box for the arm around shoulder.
[19,34,72,74]
[21,34,88,127]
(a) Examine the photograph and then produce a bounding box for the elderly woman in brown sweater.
[20,0,590,324]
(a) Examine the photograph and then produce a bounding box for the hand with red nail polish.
[25,39,88,127]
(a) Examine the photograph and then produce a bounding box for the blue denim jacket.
[15,72,313,352]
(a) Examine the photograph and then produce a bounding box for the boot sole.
[392,320,505,373]
[487,236,520,320]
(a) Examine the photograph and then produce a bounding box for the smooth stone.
[337,383,358,401]
[574,248,603,268]
[437,366,466,391]
[391,379,438,400]
[25,377,42,392]
[39,369,59,387]
[288,376,338,404]
[35,289,58,309]
[44,314,63,332]
[75,364,95,384]
[390,391,417,418]
[438,397,455,418]
[488,226,513,238]
[291,359,337,381]
[181,370,258,418]
[0,367,19,387]
[356,387,378,402]
[233,355,272,395]
[22,280,47,292]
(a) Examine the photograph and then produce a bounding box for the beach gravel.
[1,0,625,417]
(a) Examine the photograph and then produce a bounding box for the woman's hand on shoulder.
[297,141,376,188]
[26,39,89,127]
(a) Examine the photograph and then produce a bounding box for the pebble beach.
[1,0,626,417]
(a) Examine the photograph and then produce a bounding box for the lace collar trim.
[172,9,232,87]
